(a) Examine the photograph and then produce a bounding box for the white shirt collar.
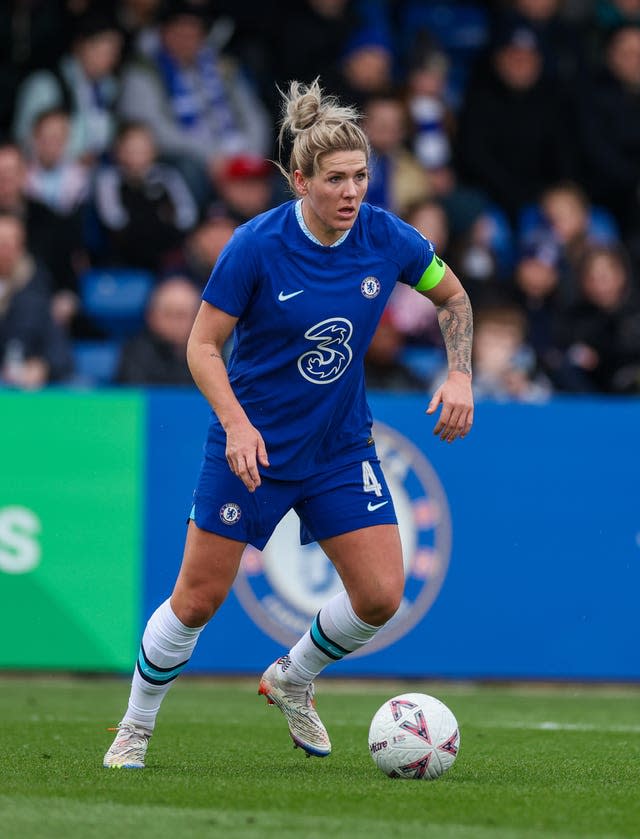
[295,199,351,247]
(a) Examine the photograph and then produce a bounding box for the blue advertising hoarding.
[145,392,640,681]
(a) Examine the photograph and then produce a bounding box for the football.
[368,692,460,780]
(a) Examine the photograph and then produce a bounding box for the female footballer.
[104,79,473,768]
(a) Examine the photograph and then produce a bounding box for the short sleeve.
[201,226,258,318]
[392,215,446,291]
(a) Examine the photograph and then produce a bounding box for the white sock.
[122,599,204,732]
[283,591,381,686]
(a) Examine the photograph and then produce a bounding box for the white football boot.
[103,722,151,768]
[258,656,331,757]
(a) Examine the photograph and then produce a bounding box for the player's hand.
[426,372,474,443]
[225,420,270,492]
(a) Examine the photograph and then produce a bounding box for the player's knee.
[172,591,219,627]
[175,602,213,628]
[357,588,402,627]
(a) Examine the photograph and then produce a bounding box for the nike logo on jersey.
[278,290,304,301]
[367,500,389,512]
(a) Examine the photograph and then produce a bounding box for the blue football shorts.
[189,454,398,550]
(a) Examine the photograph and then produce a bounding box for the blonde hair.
[277,78,370,193]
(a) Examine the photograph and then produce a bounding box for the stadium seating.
[79,268,154,338]
[72,339,122,386]
[401,346,446,382]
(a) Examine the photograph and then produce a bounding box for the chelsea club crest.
[233,421,452,656]
[361,276,381,298]
[219,502,242,525]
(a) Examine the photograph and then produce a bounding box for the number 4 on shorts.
[362,460,382,497]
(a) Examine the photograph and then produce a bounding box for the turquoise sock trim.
[136,646,189,685]
[309,614,349,661]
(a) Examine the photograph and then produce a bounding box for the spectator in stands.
[575,23,640,237]
[118,0,271,207]
[554,245,640,393]
[338,26,395,106]
[214,154,277,224]
[511,238,565,383]
[0,142,85,327]
[456,20,573,222]
[520,181,621,305]
[363,94,430,216]
[24,108,90,331]
[494,0,586,89]
[406,198,450,257]
[0,213,72,388]
[0,141,52,238]
[409,158,515,289]
[471,301,551,402]
[540,181,619,264]
[448,210,513,299]
[24,107,89,216]
[171,211,238,288]
[13,11,123,163]
[116,275,200,385]
[92,121,198,272]
[403,35,454,173]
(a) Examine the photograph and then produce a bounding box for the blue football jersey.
[201,200,444,479]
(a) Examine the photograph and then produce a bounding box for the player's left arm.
[420,265,474,443]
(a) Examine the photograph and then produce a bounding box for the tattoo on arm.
[436,291,473,376]
[209,352,223,360]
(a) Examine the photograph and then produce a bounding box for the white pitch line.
[478,720,640,734]
[330,719,640,734]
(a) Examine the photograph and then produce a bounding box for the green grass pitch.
[1,676,639,839]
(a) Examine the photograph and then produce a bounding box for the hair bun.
[281,79,324,136]
[275,77,369,194]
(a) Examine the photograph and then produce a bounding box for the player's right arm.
[187,301,269,492]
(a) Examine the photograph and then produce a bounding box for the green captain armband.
[414,254,446,292]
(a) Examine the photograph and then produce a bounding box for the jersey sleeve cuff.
[414,256,446,291]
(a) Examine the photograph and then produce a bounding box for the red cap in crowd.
[222,155,272,180]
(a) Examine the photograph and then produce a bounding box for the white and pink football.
[368,692,460,780]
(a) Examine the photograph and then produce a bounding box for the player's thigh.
[193,454,296,549]
[297,457,397,545]
[320,524,404,625]
[171,521,246,625]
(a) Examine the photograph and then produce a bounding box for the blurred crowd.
[1,0,640,399]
